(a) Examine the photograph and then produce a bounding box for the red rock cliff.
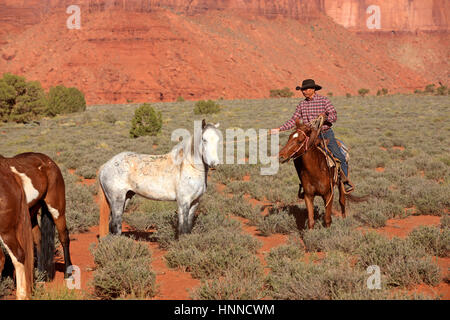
[0,1,448,104]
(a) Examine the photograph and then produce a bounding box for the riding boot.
[340,171,354,194]
[298,184,305,199]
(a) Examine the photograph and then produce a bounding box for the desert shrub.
[191,257,266,300]
[74,165,97,179]
[377,88,388,96]
[124,209,177,249]
[354,199,403,227]
[165,227,261,279]
[90,235,156,299]
[302,217,362,253]
[266,250,389,300]
[129,103,162,138]
[32,283,84,300]
[357,233,441,287]
[46,85,86,116]
[327,92,333,97]
[441,215,450,229]
[265,238,305,268]
[436,85,448,96]
[424,84,435,94]
[256,206,298,236]
[0,73,48,123]
[176,96,185,102]
[0,277,14,298]
[408,225,449,257]
[346,93,352,98]
[269,87,294,98]
[409,181,449,215]
[64,173,99,233]
[193,100,221,115]
[358,88,370,97]
[102,112,117,124]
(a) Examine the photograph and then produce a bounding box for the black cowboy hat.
[296,79,322,91]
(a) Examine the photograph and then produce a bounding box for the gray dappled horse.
[98,120,221,237]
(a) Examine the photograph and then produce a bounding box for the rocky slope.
[0,1,448,104]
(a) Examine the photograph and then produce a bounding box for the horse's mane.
[170,134,196,164]
[170,123,219,164]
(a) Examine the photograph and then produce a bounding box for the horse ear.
[202,119,206,129]
[214,122,220,128]
[295,118,302,128]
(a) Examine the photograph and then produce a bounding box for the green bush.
[193,100,221,115]
[377,88,388,96]
[424,84,435,94]
[302,217,363,253]
[269,87,294,98]
[436,85,448,96]
[266,250,390,300]
[357,233,441,287]
[408,225,449,257]
[165,227,261,279]
[358,88,370,97]
[47,85,86,116]
[90,235,156,299]
[0,73,48,123]
[191,257,266,300]
[129,103,162,138]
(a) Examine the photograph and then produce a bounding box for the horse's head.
[201,119,221,168]
[278,115,324,163]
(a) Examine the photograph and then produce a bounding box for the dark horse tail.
[346,193,370,202]
[38,202,56,280]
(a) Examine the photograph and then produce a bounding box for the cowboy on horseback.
[270,79,354,196]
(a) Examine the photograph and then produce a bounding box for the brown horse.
[0,161,34,299]
[279,116,357,229]
[0,152,72,279]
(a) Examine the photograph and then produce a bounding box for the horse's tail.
[346,193,370,202]
[39,202,56,280]
[98,176,110,238]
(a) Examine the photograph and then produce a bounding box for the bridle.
[291,129,310,160]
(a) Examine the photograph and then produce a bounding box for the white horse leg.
[109,193,127,235]
[187,200,200,233]
[177,201,190,236]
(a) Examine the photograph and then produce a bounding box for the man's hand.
[319,113,328,121]
[269,128,280,135]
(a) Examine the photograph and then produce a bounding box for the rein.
[291,129,310,160]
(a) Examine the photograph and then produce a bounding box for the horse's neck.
[300,146,325,172]
[180,135,207,173]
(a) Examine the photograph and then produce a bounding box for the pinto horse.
[0,153,72,279]
[0,160,34,299]
[98,119,221,237]
[278,116,362,229]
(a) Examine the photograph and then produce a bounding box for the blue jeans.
[321,128,348,177]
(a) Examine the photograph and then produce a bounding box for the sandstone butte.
[0,0,449,104]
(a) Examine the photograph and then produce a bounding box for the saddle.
[317,138,351,188]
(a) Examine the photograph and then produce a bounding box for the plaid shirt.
[279,94,337,132]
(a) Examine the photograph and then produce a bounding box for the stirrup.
[342,181,354,194]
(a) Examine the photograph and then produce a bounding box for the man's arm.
[324,97,337,123]
[278,104,302,131]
